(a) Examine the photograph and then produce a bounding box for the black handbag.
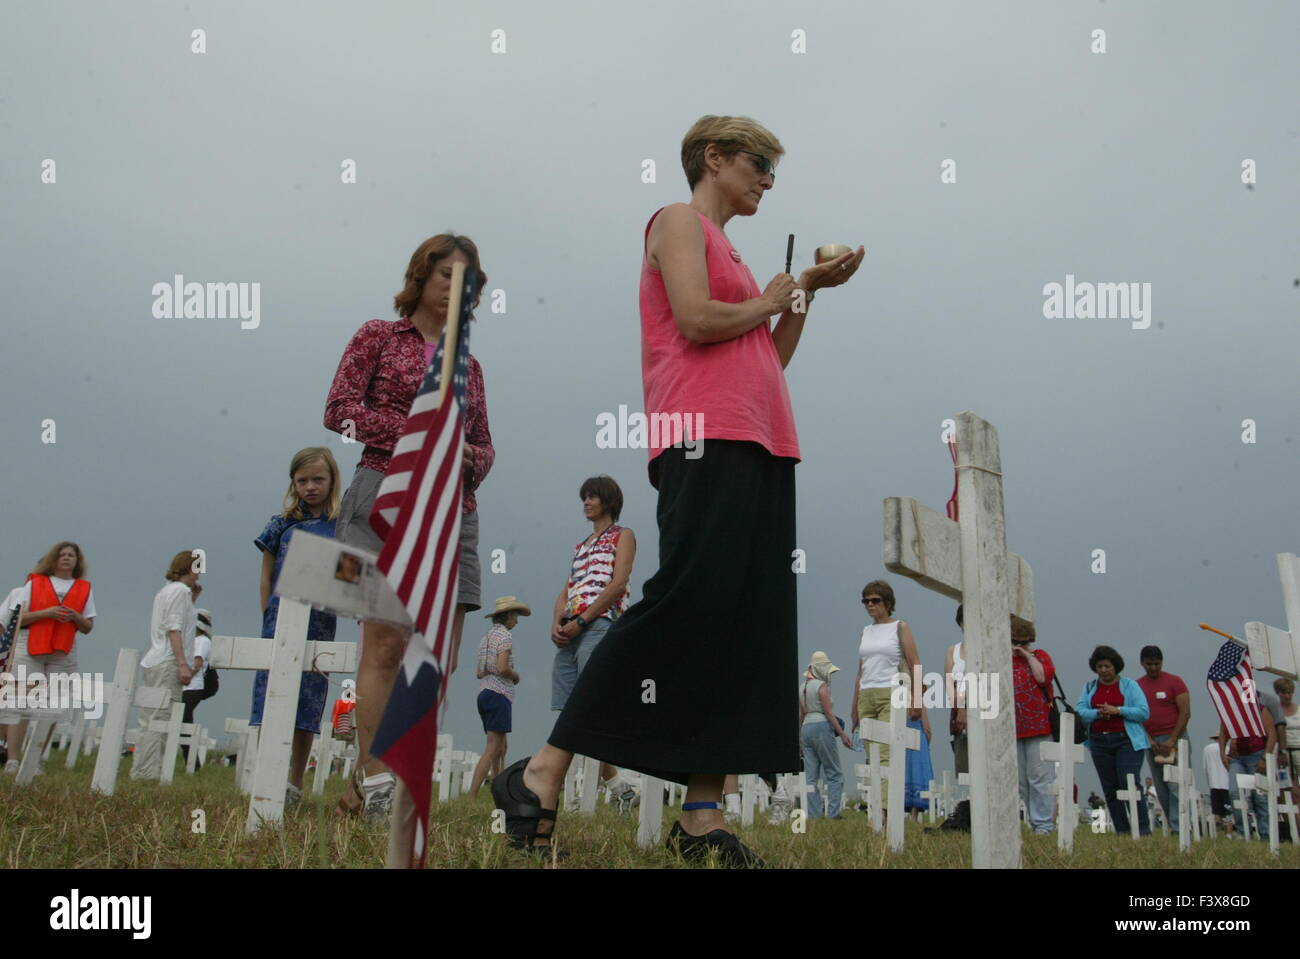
[1039,671,1086,744]
[201,665,220,700]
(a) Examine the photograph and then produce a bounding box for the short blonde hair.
[282,447,342,521]
[32,541,87,579]
[681,115,785,191]
[165,550,197,581]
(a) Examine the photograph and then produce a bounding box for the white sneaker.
[768,798,792,825]
[724,793,742,824]
[285,783,303,810]
[3,760,17,775]
[361,773,396,824]
[604,777,640,814]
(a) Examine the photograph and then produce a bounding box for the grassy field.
[3,751,1297,868]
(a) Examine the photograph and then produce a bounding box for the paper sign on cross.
[883,412,1031,869]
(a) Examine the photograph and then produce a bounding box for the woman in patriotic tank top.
[549,476,640,808]
[494,115,865,865]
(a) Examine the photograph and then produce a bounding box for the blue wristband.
[682,801,720,811]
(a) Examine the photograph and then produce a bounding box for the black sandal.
[666,821,766,869]
[492,757,561,855]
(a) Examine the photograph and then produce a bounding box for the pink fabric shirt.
[639,207,800,479]
[323,316,493,514]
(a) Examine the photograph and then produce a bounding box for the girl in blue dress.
[250,446,341,808]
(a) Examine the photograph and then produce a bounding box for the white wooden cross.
[1162,739,1196,852]
[145,701,187,785]
[636,775,665,849]
[862,710,920,852]
[1202,790,1217,839]
[310,709,356,796]
[83,719,102,758]
[90,647,178,795]
[15,719,56,785]
[1277,790,1300,845]
[183,727,214,774]
[578,754,600,814]
[434,734,455,802]
[1244,553,1300,680]
[920,779,940,824]
[209,600,359,833]
[740,774,757,827]
[788,771,814,817]
[1039,712,1085,852]
[64,710,93,769]
[855,743,886,834]
[1115,774,1144,842]
[884,411,1034,869]
[224,718,259,793]
[459,752,480,793]
[1186,786,1202,842]
[1232,774,1259,842]
[939,770,955,817]
[1243,753,1282,856]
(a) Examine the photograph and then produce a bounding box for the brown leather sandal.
[335,765,365,818]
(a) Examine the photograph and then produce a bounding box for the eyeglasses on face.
[737,150,775,181]
[862,597,885,606]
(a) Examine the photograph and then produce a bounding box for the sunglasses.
[862,597,885,606]
[738,150,776,182]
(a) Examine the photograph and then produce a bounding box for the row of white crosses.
[88,599,359,834]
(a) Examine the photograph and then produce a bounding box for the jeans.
[801,721,843,818]
[1089,731,1150,835]
[1229,750,1269,840]
[1146,733,1179,832]
[1016,735,1056,833]
[551,617,612,710]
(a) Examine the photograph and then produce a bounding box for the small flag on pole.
[1206,638,1264,740]
[369,261,477,866]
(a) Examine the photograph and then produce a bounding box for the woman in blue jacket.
[1076,645,1151,836]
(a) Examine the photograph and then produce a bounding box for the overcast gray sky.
[2,0,1297,804]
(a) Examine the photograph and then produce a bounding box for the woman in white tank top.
[850,579,923,814]
[944,604,969,780]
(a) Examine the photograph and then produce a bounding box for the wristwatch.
[575,615,589,629]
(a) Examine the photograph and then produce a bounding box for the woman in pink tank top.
[494,115,864,867]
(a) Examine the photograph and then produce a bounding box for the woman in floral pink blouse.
[323,233,495,820]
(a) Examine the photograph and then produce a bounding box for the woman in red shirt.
[324,234,494,820]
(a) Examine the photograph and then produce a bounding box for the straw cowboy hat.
[485,596,532,618]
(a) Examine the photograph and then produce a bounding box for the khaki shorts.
[11,631,78,676]
[337,465,482,611]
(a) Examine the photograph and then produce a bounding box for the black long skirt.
[548,440,799,785]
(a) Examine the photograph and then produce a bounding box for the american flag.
[370,265,478,865]
[1206,639,1264,739]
